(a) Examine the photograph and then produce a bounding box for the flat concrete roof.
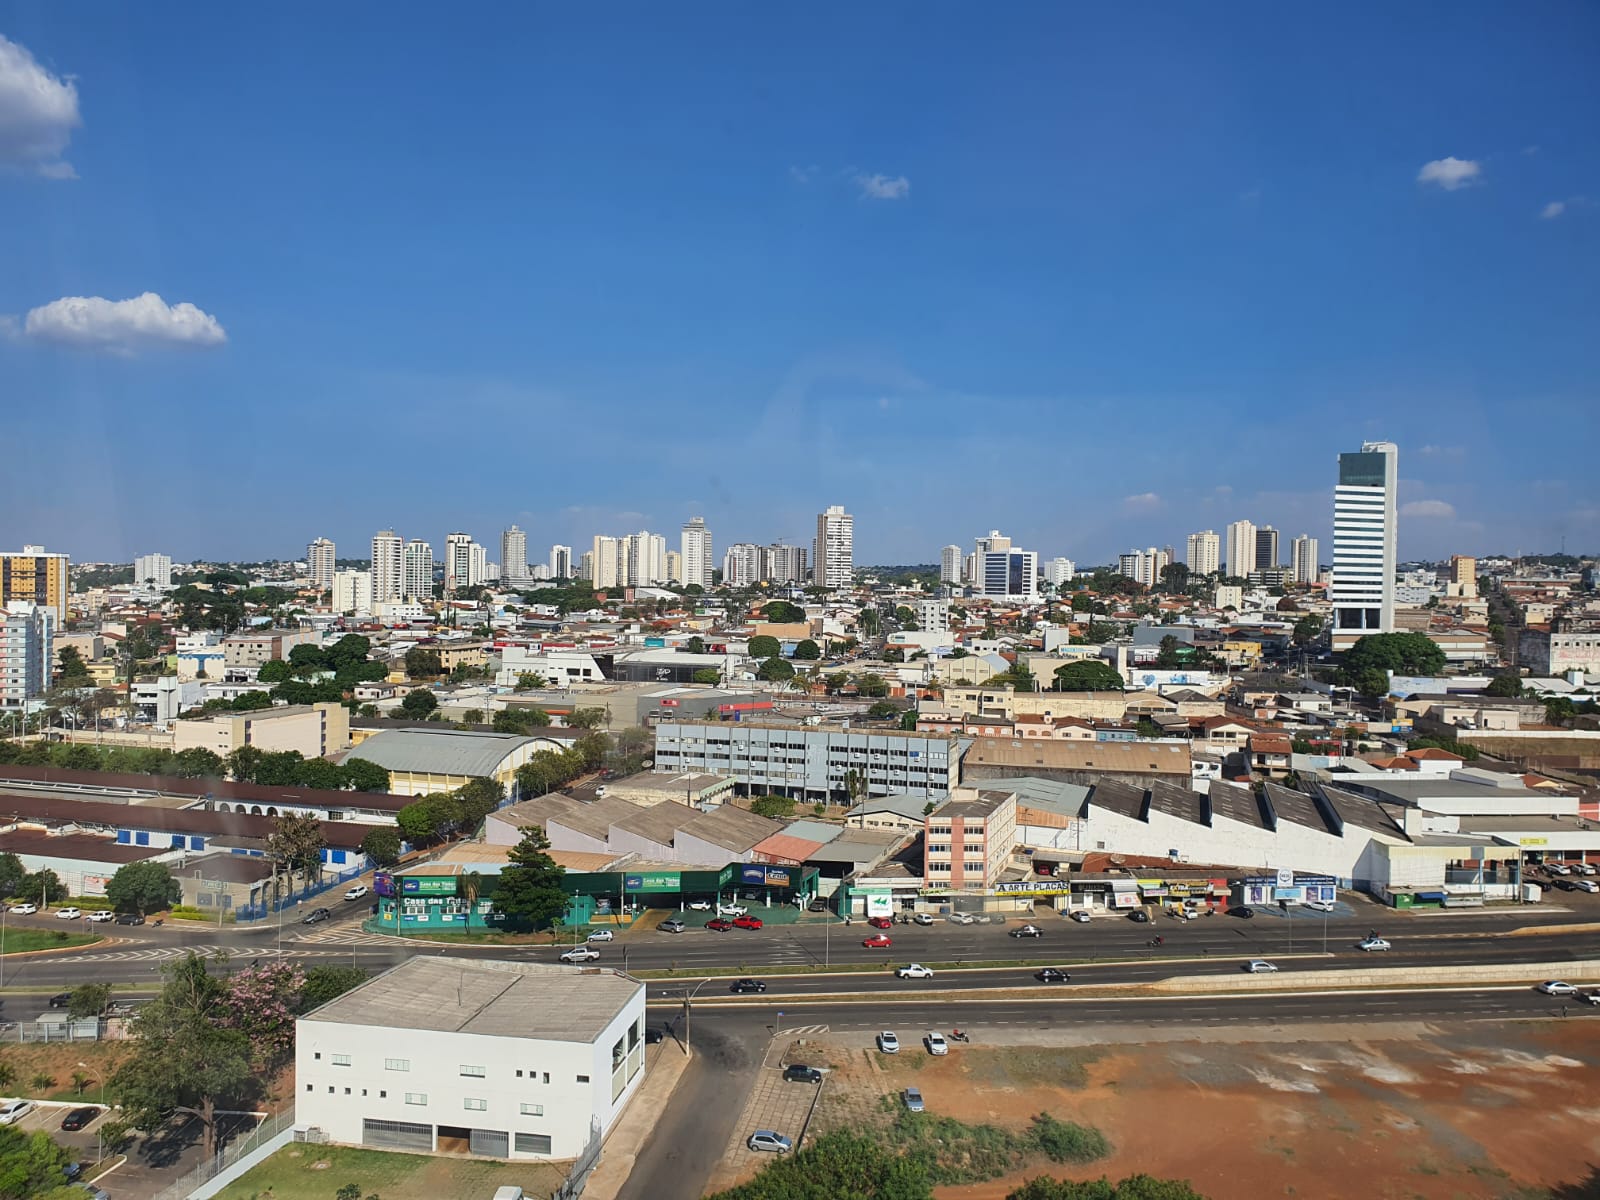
[305,957,641,1043]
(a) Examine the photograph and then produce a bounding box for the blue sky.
[1,3,1596,568]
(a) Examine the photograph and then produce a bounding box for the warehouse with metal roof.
[344,727,568,797]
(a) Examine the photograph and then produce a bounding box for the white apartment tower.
[332,570,374,615]
[403,539,434,601]
[940,545,963,585]
[549,545,572,580]
[623,532,667,587]
[306,538,336,589]
[1043,557,1076,587]
[590,536,622,589]
[813,506,854,588]
[0,601,54,709]
[133,553,173,589]
[1118,547,1170,589]
[680,517,713,589]
[1290,535,1319,586]
[1224,520,1256,578]
[1331,441,1398,646]
[1185,530,1220,577]
[501,526,528,583]
[371,531,404,603]
[761,544,807,585]
[722,543,761,588]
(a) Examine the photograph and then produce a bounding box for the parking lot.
[707,1036,827,1189]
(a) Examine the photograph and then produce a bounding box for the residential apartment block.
[0,546,69,624]
[173,701,351,758]
[813,506,854,588]
[0,601,53,709]
[652,721,960,801]
[923,788,1017,892]
[306,538,336,589]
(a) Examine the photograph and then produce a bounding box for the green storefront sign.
[400,875,459,896]
[624,871,682,891]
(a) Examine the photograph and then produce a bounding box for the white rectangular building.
[1331,441,1398,648]
[813,505,854,588]
[307,538,336,589]
[1185,531,1220,577]
[0,601,53,709]
[134,552,173,589]
[296,958,647,1161]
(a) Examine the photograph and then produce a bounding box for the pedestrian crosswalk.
[45,943,327,964]
[778,1023,829,1037]
[291,925,403,947]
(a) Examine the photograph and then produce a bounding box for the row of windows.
[307,1081,548,1117]
[315,1053,580,1087]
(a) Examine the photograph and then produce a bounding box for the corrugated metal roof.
[780,819,843,845]
[347,728,545,778]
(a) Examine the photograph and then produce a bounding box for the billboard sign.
[740,864,792,888]
[400,875,458,896]
[624,871,682,891]
[864,892,894,917]
[995,880,1071,896]
[373,872,395,898]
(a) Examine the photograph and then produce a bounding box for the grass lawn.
[214,1144,566,1200]
[0,930,101,955]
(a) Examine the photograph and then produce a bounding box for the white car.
[586,929,615,942]
[947,912,976,925]
[0,1100,33,1125]
[717,904,748,917]
[1357,937,1391,952]
[55,907,82,920]
[1304,899,1335,913]
[1068,910,1091,923]
[1538,980,1580,996]
[912,912,935,926]
[1244,960,1279,973]
[1577,880,1600,894]
[924,1032,948,1056]
[1548,863,1571,876]
[85,910,115,923]
[876,1031,899,1053]
[344,884,369,901]
[8,904,36,916]
[559,946,601,963]
[1578,863,1597,876]
[895,963,934,979]
[747,1130,792,1154]
[688,900,713,911]
[1580,991,1600,1006]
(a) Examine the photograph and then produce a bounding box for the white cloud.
[1418,444,1465,459]
[1400,499,1456,519]
[855,173,910,201]
[788,164,818,184]
[1122,492,1162,512]
[1541,201,1566,220]
[21,292,227,353]
[0,34,81,178]
[1416,157,1482,191]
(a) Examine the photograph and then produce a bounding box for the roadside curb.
[0,937,109,961]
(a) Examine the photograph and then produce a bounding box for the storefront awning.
[1110,879,1138,893]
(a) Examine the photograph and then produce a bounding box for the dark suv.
[783,1064,822,1083]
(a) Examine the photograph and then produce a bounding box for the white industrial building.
[296,958,647,1160]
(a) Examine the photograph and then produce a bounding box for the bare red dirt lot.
[791,1021,1600,1200]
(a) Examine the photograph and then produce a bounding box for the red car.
[862,933,893,948]
[867,916,893,929]
[705,917,734,932]
[733,915,764,930]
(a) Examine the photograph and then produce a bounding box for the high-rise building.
[1118,547,1170,589]
[1254,526,1280,571]
[306,538,336,589]
[1290,535,1319,585]
[915,598,950,634]
[576,550,594,581]
[622,532,667,586]
[590,536,622,589]
[133,553,173,589]
[500,526,528,583]
[1043,557,1076,587]
[0,546,69,625]
[813,506,854,588]
[940,545,963,585]
[0,601,54,709]
[443,535,486,592]
[1223,520,1255,578]
[332,569,373,615]
[549,545,572,579]
[664,550,683,584]
[1185,531,1220,577]
[761,543,807,585]
[403,539,435,601]
[680,517,713,589]
[1449,555,1478,598]
[974,532,1039,599]
[371,531,404,603]
[722,543,761,588]
[1331,441,1398,647]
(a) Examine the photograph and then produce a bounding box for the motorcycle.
[949,1029,970,1043]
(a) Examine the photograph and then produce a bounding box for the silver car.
[748,1130,792,1153]
[903,1087,925,1112]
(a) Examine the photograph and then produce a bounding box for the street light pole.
[682,979,711,1058]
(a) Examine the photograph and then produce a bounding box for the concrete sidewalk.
[585,1041,693,1200]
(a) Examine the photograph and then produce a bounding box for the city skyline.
[2,9,1597,564]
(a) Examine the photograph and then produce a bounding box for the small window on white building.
[460,1065,486,1078]
[575,1074,590,1083]
[332,1054,351,1067]
[520,1103,543,1116]
[404,1093,427,1106]
[463,1098,488,1111]
[385,1059,411,1072]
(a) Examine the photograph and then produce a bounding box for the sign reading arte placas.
[624,871,682,891]
[995,880,1072,896]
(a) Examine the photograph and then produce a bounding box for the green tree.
[566,706,609,730]
[692,667,721,685]
[360,825,402,867]
[758,656,796,682]
[1052,661,1125,692]
[0,1123,75,1198]
[763,601,806,624]
[169,747,225,779]
[267,812,326,889]
[1006,1177,1207,1200]
[296,757,348,791]
[1484,674,1523,698]
[494,706,551,732]
[1154,636,1184,670]
[899,710,919,731]
[685,636,706,654]
[20,870,66,905]
[254,750,308,786]
[706,1130,931,1200]
[490,826,569,930]
[1340,631,1446,680]
[0,854,24,900]
[225,744,265,784]
[514,671,548,691]
[867,700,901,720]
[748,635,782,659]
[855,673,890,698]
[343,757,392,793]
[54,646,92,687]
[67,983,111,1021]
[749,795,796,819]
[399,688,439,718]
[1291,614,1324,646]
[298,965,369,1013]
[1157,562,1190,593]
[256,658,293,684]
[793,639,821,660]
[111,953,257,1155]
[404,647,442,679]
[106,862,180,916]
